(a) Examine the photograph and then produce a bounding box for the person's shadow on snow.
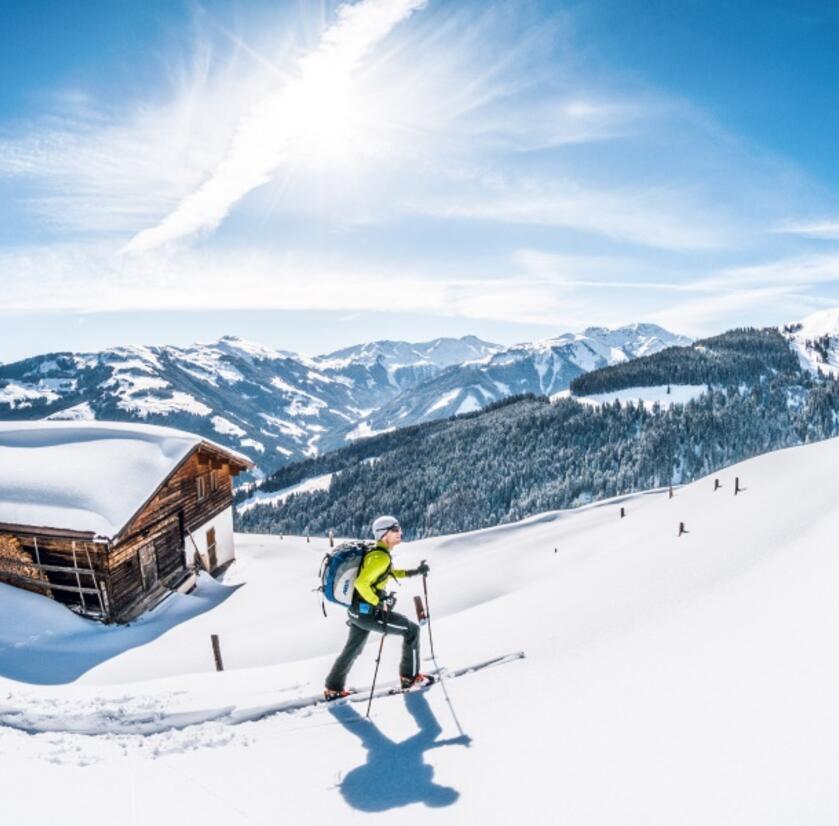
[328,691,471,811]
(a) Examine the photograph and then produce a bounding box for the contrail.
[122,0,426,254]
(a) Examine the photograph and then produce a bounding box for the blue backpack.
[318,540,375,615]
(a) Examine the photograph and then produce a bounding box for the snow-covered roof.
[0,421,251,539]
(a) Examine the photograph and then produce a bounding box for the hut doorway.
[138,543,159,591]
[206,528,218,570]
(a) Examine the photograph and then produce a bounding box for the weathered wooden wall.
[107,449,240,620]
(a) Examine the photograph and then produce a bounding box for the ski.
[355,650,525,703]
[278,650,525,716]
[234,650,525,723]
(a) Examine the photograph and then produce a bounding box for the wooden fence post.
[735,477,741,495]
[714,478,721,491]
[678,522,687,536]
[620,507,626,519]
[211,634,224,672]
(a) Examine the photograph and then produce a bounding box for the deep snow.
[2,437,839,823]
[0,420,249,537]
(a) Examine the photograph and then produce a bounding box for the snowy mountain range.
[237,319,839,533]
[343,323,692,436]
[0,326,689,476]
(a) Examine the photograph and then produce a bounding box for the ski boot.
[323,688,353,701]
[400,673,436,691]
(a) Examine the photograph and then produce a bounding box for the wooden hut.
[0,421,252,622]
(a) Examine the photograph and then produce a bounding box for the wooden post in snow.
[735,477,741,495]
[714,478,721,491]
[669,485,674,499]
[211,634,224,672]
[414,595,428,625]
[620,507,626,519]
[678,522,687,537]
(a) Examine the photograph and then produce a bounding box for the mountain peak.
[213,336,297,362]
[315,336,502,371]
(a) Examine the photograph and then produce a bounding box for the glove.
[376,592,397,616]
[408,561,430,577]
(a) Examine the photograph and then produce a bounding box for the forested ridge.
[569,328,798,395]
[236,328,839,540]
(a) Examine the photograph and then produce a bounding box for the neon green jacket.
[354,541,407,605]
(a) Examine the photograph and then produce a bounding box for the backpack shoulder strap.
[361,547,393,591]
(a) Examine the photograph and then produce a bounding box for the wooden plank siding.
[0,446,249,623]
[106,516,184,619]
[105,449,242,621]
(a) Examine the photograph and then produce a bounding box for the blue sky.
[3,0,839,362]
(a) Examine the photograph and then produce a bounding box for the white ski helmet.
[372,515,400,540]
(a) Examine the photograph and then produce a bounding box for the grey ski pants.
[325,606,420,691]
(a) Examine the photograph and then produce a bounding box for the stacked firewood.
[0,534,53,598]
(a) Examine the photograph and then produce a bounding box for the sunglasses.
[387,524,402,533]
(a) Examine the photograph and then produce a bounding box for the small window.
[210,469,219,491]
[196,475,207,501]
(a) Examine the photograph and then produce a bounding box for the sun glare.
[284,61,357,168]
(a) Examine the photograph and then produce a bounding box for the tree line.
[236,361,839,540]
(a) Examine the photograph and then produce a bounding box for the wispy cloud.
[646,251,839,334]
[419,178,732,251]
[705,252,839,287]
[0,42,257,235]
[511,249,711,291]
[776,219,839,240]
[0,242,579,327]
[648,286,821,336]
[122,0,427,253]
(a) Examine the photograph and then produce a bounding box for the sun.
[284,61,358,168]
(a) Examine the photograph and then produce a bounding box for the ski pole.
[366,604,388,718]
[422,573,465,738]
[422,573,437,661]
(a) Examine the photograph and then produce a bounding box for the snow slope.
[783,307,839,378]
[236,472,334,514]
[3,437,839,823]
[557,383,708,410]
